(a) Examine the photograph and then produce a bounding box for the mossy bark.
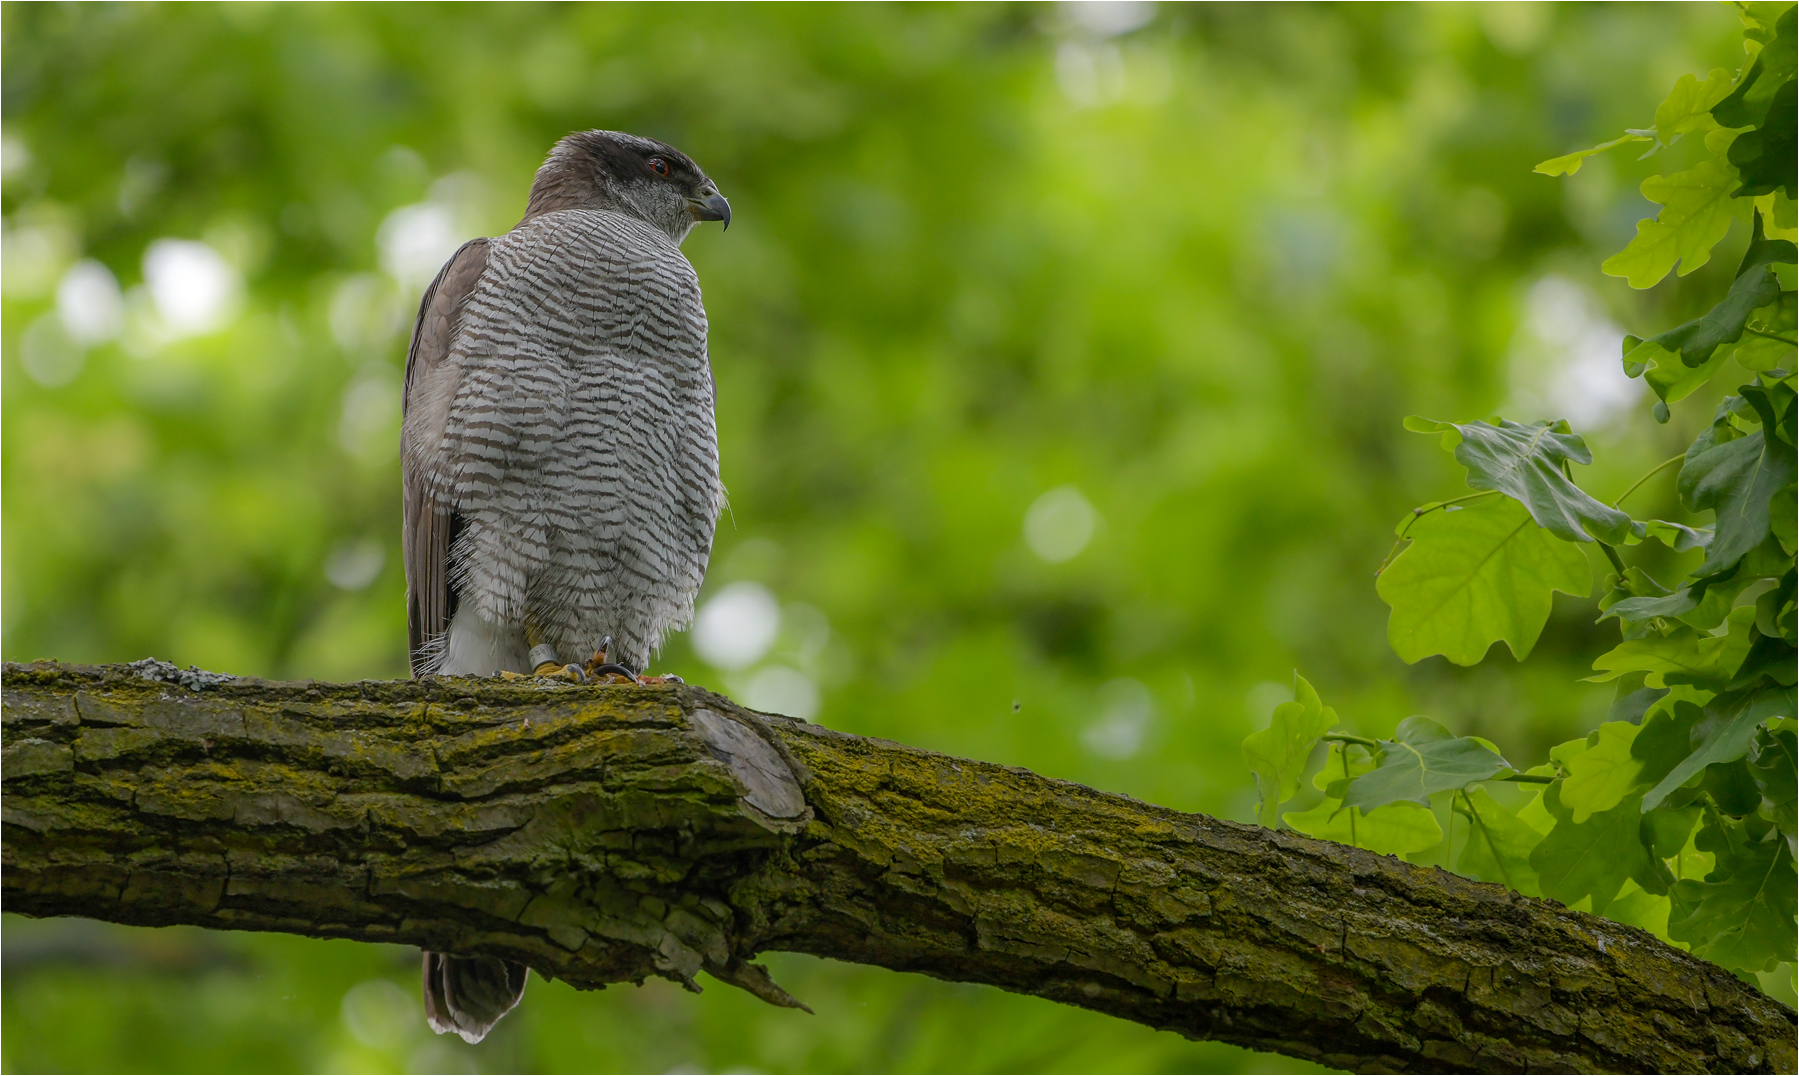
[2,661,1791,1074]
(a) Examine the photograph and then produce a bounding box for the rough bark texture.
[2,661,1792,1074]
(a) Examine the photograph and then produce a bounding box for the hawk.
[400,130,730,1043]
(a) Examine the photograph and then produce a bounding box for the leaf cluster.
[1251,2,1798,984]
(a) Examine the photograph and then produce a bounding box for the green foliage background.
[1244,0,1795,1006]
[0,3,1768,1072]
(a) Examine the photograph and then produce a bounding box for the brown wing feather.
[402,238,490,675]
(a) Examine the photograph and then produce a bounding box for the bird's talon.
[589,662,636,683]
[583,637,617,680]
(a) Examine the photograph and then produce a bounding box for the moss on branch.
[2,661,1792,1073]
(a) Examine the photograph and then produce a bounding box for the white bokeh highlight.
[1024,485,1098,563]
[329,273,403,358]
[2,218,77,299]
[325,539,387,591]
[742,665,821,721]
[142,238,241,337]
[20,315,83,387]
[693,581,782,670]
[1,133,32,179]
[1065,0,1156,37]
[377,174,486,296]
[57,259,124,346]
[1082,677,1155,759]
[1512,275,1644,429]
[378,202,463,295]
[339,978,417,1052]
[339,374,400,460]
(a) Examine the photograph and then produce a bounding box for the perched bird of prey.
[401,130,731,1043]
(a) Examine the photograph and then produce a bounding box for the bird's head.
[524,129,730,244]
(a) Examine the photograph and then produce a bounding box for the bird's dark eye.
[648,157,670,177]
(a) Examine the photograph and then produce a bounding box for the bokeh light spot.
[1024,486,1098,563]
[339,977,417,1052]
[20,315,83,387]
[324,539,386,591]
[1082,678,1154,759]
[742,665,820,720]
[142,238,241,337]
[57,259,124,346]
[693,581,781,670]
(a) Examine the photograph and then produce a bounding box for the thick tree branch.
[2,661,1791,1073]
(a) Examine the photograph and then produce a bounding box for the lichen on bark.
[3,661,1792,1074]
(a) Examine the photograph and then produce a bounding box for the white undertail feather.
[434,608,531,676]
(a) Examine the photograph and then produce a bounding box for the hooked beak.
[690,191,731,231]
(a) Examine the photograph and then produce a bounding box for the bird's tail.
[422,951,529,1044]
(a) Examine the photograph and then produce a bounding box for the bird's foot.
[498,664,586,682]
[536,662,588,682]
[508,643,586,682]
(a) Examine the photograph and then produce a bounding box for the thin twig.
[1375,491,1501,577]
[1611,454,1685,509]
[1597,541,1627,574]
[1458,789,1516,890]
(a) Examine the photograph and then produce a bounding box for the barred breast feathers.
[428,210,706,489]
[420,208,723,670]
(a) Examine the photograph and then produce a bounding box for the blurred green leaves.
[1530,781,1659,915]
[1669,813,1797,972]
[1243,674,1336,827]
[1454,785,1546,893]
[1284,795,1443,856]
[1290,0,1799,990]
[1531,64,1730,178]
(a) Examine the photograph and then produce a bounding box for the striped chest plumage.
[419,209,723,671]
